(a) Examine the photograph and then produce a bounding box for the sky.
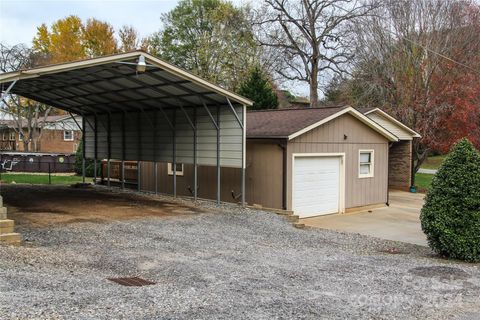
[0,0,179,46]
[0,0,307,96]
[0,0,249,46]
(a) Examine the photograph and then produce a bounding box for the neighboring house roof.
[247,106,399,141]
[360,108,421,139]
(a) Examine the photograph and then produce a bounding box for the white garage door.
[293,156,341,218]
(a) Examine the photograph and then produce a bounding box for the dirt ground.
[1,184,202,228]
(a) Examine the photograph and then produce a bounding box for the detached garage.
[246,106,419,218]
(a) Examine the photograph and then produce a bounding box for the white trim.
[168,162,184,176]
[358,149,374,178]
[291,153,346,216]
[63,130,74,141]
[364,108,421,138]
[0,51,253,107]
[287,107,398,142]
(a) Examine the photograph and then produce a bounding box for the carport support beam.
[216,106,221,205]
[226,99,246,206]
[107,113,111,188]
[194,106,198,201]
[179,104,197,201]
[137,112,141,192]
[202,102,220,205]
[121,112,126,189]
[241,105,246,206]
[81,116,86,183]
[94,115,98,185]
[173,108,177,198]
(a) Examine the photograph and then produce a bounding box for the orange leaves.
[32,15,118,64]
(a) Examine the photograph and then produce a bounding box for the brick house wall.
[388,140,412,190]
[36,129,81,154]
[0,129,81,154]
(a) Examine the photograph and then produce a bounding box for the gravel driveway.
[0,186,479,319]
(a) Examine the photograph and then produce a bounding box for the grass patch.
[415,173,433,191]
[0,173,91,185]
[420,155,446,170]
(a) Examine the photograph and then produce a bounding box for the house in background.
[0,114,82,154]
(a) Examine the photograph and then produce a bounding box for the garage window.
[168,163,184,176]
[359,150,374,178]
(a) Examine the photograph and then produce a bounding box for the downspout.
[387,142,394,206]
[278,140,288,210]
[410,141,415,189]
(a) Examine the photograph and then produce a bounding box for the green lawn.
[420,155,446,170]
[0,173,91,185]
[415,173,433,191]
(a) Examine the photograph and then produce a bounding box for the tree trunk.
[310,66,319,108]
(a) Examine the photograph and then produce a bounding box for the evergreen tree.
[238,66,278,110]
[74,141,100,178]
[420,138,480,262]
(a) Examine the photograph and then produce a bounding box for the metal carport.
[0,51,251,205]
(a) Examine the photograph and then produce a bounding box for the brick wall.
[37,129,81,154]
[389,140,412,190]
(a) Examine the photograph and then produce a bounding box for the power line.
[332,3,480,75]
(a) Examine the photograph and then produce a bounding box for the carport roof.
[0,51,253,116]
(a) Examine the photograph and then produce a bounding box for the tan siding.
[139,139,283,208]
[366,112,413,140]
[245,140,283,208]
[286,113,389,210]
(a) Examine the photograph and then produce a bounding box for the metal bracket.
[202,101,219,130]
[0,80,17,107]
[226,98,244,129]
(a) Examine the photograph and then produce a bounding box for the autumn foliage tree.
[325,0,480,171]
[32,15,118,63]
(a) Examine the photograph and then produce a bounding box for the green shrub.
[74,141,100,177]
[420,138,480,262]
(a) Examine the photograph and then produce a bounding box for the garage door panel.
[293,156,341,218]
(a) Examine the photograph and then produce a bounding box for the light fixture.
[136,55,147,73]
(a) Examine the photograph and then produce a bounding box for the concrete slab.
[301,191,428,246]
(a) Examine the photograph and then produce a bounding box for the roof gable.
[363,108,421,139]
[247,106,398,142]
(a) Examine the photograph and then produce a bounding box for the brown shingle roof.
[246,106,348,138]
[355,107,376,114]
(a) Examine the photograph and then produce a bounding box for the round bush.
[420,138,480,262]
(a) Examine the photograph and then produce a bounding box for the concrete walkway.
[418,168,437,174]
[301,191,428,246]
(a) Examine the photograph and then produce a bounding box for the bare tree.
[0,43,52,152]
[255,0,376,107]
[348,0,480,171]
[118,25,140,52]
